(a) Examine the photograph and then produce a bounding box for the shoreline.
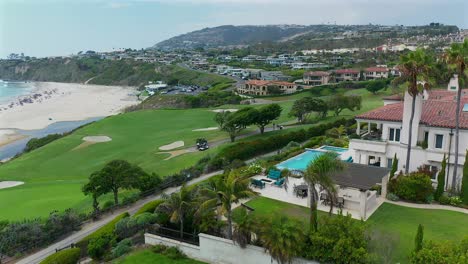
[0,81,139,147]
[0,82,139,130]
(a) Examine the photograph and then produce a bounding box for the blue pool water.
[319,145,348,153]
[276,150,325,171]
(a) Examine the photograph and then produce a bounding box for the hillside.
[0,58,232,88]
[152,24,459,51]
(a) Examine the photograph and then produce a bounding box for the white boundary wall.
[145,233,319,264]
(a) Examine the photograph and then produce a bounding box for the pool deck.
[251,175,383,220]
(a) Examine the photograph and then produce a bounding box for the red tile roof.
[365,67,388,72]
[357,89,468,129]
[335,69,360,74]
[304,71,330,76]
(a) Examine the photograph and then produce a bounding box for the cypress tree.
[461,150,468,204]
[434,154,446,201]
[414,224,424,252]
[390,153,398,179]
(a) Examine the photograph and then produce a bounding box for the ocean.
[0,80,36,105]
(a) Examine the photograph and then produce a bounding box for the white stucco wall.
[145,233,319,264]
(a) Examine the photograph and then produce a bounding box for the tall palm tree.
[232,207,256,248]
[399,49,434,174]
[304,152,344,232]
[156,184,194,238]
[198,170,257,239]
[444,40,468,189]
[259,215,305,264]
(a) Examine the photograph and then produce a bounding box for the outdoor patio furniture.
[295,184,308,198]
[250,179,265,189]
[267,169,282,180]
[337,197,345,209]
[274,178,285,187]
[320,192,331,206]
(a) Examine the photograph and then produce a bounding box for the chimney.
[448,74,459,92]
[401,92,423,147]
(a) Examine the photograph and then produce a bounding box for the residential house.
[349,75,465,189]
[260,71,290,81]
[364,67,389,80]
[335,69,361,82]
[303,71,331,86]
[291,62,329,70]
[237,80,297,96]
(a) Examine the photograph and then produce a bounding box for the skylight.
[463,104,468,112]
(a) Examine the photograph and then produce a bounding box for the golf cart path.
[17,144,282,264]
[16,170,222,264]
[385,199,468,214]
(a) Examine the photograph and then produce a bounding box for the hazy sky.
[1,0,467,58]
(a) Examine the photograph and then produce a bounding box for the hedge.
[76,212,129,251]
[40,248,80,264]
[211,118,353,167]
[134,199,164,216]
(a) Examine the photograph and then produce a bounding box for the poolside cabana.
[252,163,389,220]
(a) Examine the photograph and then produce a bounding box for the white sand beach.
[0,82,139,146]
[0,82,138,130]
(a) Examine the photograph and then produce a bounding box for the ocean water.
[0,117,104,161]
[0,80,36,104]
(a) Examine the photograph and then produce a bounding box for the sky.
[0,0,467,58]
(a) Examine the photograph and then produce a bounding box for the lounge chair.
[267,170,281,180]
[274,178,285,187]
[250,179,265,189]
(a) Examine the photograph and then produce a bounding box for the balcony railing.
[361,131,383,141]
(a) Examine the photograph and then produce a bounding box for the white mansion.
[350,75,465,189]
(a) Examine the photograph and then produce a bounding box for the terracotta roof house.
[237,80,297,96]
[335,69,361,82]
[349,74,466,190]
[364,67,389,80]
[303,71,331,86]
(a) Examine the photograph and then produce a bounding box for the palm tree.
[398,49,434,174]
[198,170,257,239]
[304,152,344,232]
[259,215,305,264]
[232,207,256,248]
[444,40,468,189]
[156,184,194,238]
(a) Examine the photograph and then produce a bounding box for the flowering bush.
[242,163,263,176]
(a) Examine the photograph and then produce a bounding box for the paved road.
[16,170,222,264]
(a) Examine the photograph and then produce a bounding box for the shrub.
[438,193,451,205]
[24,133,65,152]
[111,238,132,258]
[102,200,115,211]
[40,248,80,264]
[121,193,139,206]
[76,212,129,253]
[386,192,400,201]
[87,234,115,260]
[134,199,164,216]
[303,213,370,263]
[151,244,168,254]
[392,173,434,203]
[163,246,187,260]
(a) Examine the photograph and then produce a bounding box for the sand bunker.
[192,127,218,132]
[211,109,238,113]
[159,141,184,151]
[73,136,112,150]
[0,181,24,190]
[157,149,194,160]
[83,136,112,142]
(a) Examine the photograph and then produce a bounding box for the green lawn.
[0,109,228,220]
[367,203,468,263]
[0,88,389,221]
[239,197,468,264]
[114,249,206,264]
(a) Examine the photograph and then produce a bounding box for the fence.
[147,226,200,246]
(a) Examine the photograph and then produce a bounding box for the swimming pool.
[276,150,325,171]
[318,145,348,153]
[276,147,352,171]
